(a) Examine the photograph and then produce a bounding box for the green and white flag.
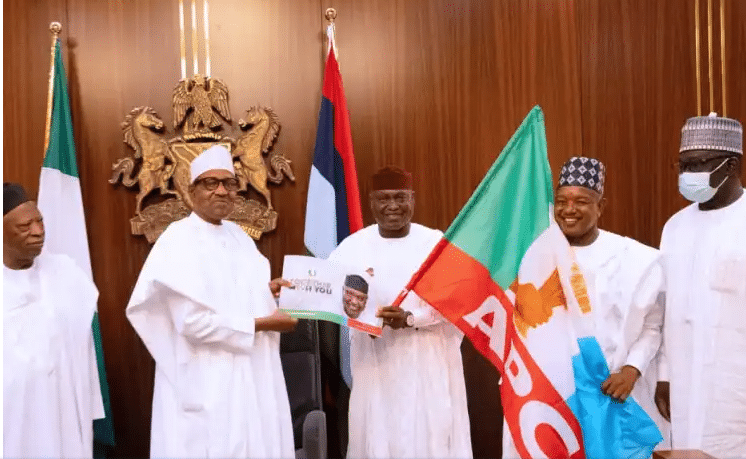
[38,38,115,448]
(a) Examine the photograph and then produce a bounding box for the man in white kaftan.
[3,183,104,459]
[554,158,669,446]
[657,114,746,457]
[126,146,296,458]
[328,166,472,459]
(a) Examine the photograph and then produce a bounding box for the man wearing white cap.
[656,114,746,457]
[126,145,297,458]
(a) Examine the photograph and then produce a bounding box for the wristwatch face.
[406,313,414,327]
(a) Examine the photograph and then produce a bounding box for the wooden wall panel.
[4,1,745,458]
[3,0,68,190]
[724,0,746,154]
[334,0,583,230]
[577,0,745,248]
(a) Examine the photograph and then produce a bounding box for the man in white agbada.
[327,166,472,459]
[551,157,669,449]
[3,182,104,458]
[656,114,746,457]
[126,145,297,458]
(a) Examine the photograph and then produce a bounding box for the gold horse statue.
[110,107,175,214]
[233,107,295,210]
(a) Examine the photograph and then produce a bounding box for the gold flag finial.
[325,8,337,23]
[44,22,62,153]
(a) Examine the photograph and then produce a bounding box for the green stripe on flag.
[444,106,553,290]
[92,313,115,446]
[44,40,78,178]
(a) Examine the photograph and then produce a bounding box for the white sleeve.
[400,293,445,328]
[624,264,664,375]
[167,293,256,353]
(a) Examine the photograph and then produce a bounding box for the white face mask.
[678,158,730,203]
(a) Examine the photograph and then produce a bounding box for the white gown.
[573,230,670,449]
[126,213,295,459]
[329,223,473,459]
[659,190,746,457]
[3,252,103,459]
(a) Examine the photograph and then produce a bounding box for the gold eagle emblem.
[109,74,294,243]
[172,75,231,140]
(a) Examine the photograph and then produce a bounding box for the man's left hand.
[269,278,293,298]
[376,306,410,329]
[601,365,640,402]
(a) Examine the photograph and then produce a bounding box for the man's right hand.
[255,309,298,333]
[654,381,671,422]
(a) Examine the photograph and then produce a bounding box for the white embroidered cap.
[680,112,743,155]
[189,145,235,183]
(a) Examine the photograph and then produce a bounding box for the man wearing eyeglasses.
[126,145,297,458]
[327,166,472,459]
[656,113,746,457]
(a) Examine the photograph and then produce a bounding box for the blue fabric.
[567,337,662,459]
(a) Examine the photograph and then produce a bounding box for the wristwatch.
[405,311,415,327]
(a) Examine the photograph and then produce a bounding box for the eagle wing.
[172,80,191,128]
[207,78,231,122]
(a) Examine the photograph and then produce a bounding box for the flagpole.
[44,22,62,153]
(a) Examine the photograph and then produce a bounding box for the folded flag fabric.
[393,106,661,458]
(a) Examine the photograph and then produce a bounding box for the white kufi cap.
[190,145,235,183]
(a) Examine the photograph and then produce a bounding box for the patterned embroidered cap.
[680,113,742,155]
[558,156,606,195]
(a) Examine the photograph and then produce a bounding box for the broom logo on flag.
[392,106,662,458]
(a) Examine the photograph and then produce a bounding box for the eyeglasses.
[675,155,734,173]
[195,177,240,192]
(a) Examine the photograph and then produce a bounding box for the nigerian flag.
[38,37,115,448]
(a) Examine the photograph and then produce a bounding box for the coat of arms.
[109,74,295,243]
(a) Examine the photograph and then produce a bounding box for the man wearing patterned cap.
[327,166,472,458]
[126,145,297,458]
[553,157,669,447]
[656,114,745,457]
[4,182,104,458]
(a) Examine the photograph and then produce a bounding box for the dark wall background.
[4,0,745,457]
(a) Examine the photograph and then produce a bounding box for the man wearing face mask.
[327,166,472,459]
[552,158,669,450]
[656,114,746,457]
